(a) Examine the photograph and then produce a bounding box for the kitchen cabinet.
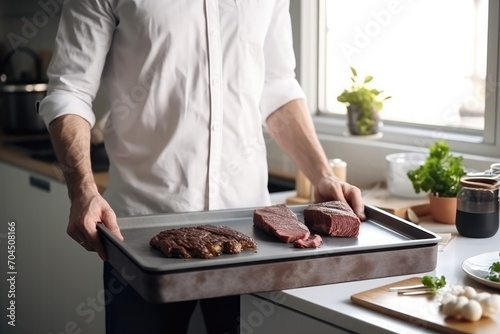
[0,161,104,334]
[241,294,350,334]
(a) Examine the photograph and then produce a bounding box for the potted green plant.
[407,140,467,224]
[337,67,391,136]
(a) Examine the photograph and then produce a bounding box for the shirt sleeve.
[38,0,116,128]
[259,0,306,124]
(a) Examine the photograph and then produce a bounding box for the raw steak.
[150,225,257,259]
[293,234,323,248]
[304,201,361,237]
[253,204,310,243]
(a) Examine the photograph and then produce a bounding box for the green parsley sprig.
[422,275,447,294]
[485,261,500,282]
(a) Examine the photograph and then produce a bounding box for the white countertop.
[266,191,500,333]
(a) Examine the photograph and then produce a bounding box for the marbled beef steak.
[304,201,361,237]
[253,203,311,243]
[150,225,257,259]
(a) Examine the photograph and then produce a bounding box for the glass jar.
[456,177,500,238]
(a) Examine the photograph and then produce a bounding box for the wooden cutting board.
[351,277,500,334]
[362,187,430,219]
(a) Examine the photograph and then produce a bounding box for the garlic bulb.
[439,285,500,322]
[462,286,477,299]
[478,294,500,318]
[461,300,482,322]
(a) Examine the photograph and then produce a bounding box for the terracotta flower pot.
[429,195,457,224]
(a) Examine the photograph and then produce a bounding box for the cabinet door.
[0,162,104,334]
[241,294,351,334]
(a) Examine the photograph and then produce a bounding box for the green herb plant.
[422,275,447,294]
[407,140,466,197]
[486,261,500,282]
[337,67,391,135]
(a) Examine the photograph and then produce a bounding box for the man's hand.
[313,176,366,220]
[67,191,124,261]
[48,114,123,260]
[267,99,366,219]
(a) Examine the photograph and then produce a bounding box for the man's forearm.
[266,99,334,185]
[48,115,98,200]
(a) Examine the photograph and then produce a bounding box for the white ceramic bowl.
[385,152,428,198]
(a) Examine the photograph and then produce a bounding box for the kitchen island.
[240,191,500,333]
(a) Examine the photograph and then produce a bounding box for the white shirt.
[39,0,305,217]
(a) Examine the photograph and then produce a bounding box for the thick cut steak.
[253,203,310,243]
[304,201,361,237]
[150,225,257,259]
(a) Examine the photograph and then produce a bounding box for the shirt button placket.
[205,0,223,210]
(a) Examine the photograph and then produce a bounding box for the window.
[322,0,488,131]
[299,0,500,158]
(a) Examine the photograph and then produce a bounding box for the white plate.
[462,251,500,289]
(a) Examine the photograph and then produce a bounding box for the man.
[40,0,365,333]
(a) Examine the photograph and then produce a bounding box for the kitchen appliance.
[0,47,48,134]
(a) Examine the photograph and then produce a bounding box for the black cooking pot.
[0,47,48,135]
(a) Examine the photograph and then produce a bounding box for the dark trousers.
[103,262,240,334]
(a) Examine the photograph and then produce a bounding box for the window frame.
[298,0,500,159]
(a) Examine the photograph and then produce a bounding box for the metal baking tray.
[98,204,441,303]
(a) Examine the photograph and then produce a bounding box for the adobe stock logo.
[7,0,70,49]
[339,1,403,63]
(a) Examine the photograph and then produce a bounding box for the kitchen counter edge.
[0,135,108,194]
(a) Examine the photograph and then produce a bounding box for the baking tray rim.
[98,204,442,273]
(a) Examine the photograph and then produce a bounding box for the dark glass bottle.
[456,177,499,238]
